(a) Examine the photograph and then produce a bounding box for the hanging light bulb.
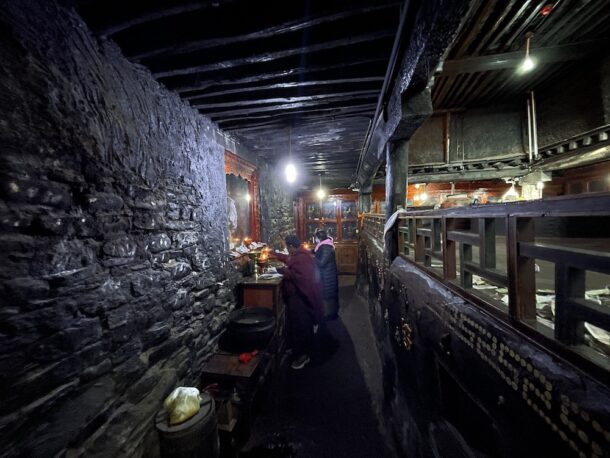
[316,174,325,200]
[245,192,251,202]
[285,126,297,183]
[520,32,536,73]
[285,163,296,183]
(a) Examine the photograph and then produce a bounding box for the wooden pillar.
[384,140,408,263]
[358,184,372,213]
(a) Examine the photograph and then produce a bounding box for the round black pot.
[221,307,276,353]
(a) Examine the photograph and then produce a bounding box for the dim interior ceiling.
[75,0,401,188]
[74,1,610,188]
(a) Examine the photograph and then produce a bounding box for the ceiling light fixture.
[520,32,535,73]
[316,174,325,200]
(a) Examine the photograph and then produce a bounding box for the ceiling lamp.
[520,32,535,73]
[285,163,296,184]
[285,126,297,183]
[245,192,252,202]
[316,174,325,200]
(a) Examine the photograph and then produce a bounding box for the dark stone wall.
[358,236,610,458]
[0,1,245,456]
[258,161,296,249]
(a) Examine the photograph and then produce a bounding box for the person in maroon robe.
[273,234,323,369]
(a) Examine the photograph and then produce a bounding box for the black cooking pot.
[221,307,276,353]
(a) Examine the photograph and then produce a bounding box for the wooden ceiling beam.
[152,31,395,78]
[201,93,378,117]
[196,90,378,111]
[188,82,381,105]
[129,3,398,60]
[166,58,387,93]
[217,103,375,126]
[183,77,384,100]
[220,113,373,132]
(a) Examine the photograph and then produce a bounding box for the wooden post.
[555,266,586,345]
[443,218,457,281]
[479,218,496,269]
[384,140,408,264]
[507,217,536,321]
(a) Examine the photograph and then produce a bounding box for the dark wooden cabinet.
[296,191,358,274]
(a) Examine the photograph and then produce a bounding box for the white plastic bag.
[163,387,201,425]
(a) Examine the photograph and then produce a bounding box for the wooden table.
[201,351,263,382]
[201,351,266,435]
[239,275,283,311]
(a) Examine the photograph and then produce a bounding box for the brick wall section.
[0,1,245,456]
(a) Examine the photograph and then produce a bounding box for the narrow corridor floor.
[237,276,393,458]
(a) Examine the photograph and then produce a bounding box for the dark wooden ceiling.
[75,1,610,188]
[75,0,401,188]
[432,0,610,110]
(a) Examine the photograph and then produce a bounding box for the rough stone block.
[133,211,164,230]
[103,236,137,258]
[163,220,198,231]
[148,338,178,366]
[1,277,50,304]
[1,176,72,209]
[184,245,208,270]
[98,215,131,236]
[194,273,215,290]
[141,322,170,350]
[106,306,132,330]
[31,318,103,361]
[163,260,191,281]
[112,356,147,394]
[170,287,190,310]
[173,231,199,248]
[74,214,98,237]
[86,192,124,213]
[21,376,115,458]
[125,367,162,404]
[111,339,143,366]
[81,358,112,383]
[132,193,166,211]
[146,233,171,253]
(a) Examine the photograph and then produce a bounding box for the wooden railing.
[362,213,385,242]
[363,193,610,375]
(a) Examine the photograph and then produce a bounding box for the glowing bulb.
[420,192,428,201]
[316,188,325,200]
[285,163,297,183]
[521,55,535,72]
[245,193,251,202]
[536,181,544,190]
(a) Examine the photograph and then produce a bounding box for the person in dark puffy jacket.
[313,230,339,320]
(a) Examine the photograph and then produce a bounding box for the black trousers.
[286,294,314,357]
